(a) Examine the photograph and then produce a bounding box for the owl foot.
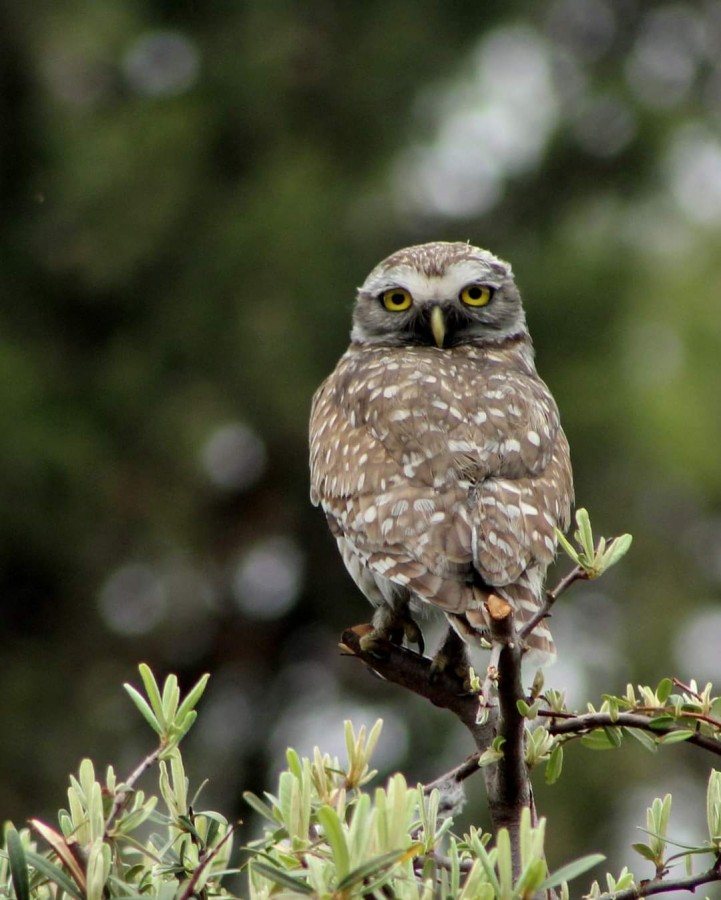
[359,606,425,657]
[429,627,471,692]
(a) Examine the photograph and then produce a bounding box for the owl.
[309,242,573,670]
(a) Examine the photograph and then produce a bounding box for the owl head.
[351,241,528,349]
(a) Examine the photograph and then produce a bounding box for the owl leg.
[429,624,469,687]
[359,599,425,656]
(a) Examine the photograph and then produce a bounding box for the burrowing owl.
[309,242,573,668]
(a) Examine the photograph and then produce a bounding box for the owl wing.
[309,345,573,615]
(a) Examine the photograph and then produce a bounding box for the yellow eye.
[380,287,413,312]
[460,284,493,307]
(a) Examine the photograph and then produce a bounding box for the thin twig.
[519,564,588,642]
[177,824,237,900]
[633,706,721,730]
[539,710,721,756]
[596,858,721,899]
[672,677,703,700]
[423,752,482,794]
[104,742,167,832]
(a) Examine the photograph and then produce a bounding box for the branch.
[177,825,237,900]
[597,858,721,899]
[423,751,482,794]
[540,710,721,757]
[483,596,533,875]
[105,742,166,832]
[339,626,490,747]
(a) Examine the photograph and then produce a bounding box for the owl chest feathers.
[310,340,561,502]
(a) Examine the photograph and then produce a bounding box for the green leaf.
[338,847,418,891]
[160,674,180,722]
[648,715,676,730]
[316,806,350,881]
[575,509,594,558]
[655,678,673,704]
[243,791,277,823]
[123,684,163,736]
[625,727,658,753]
[515,857,548,894]
[6,827,30,900]
[250,861,314,893]
[25,850,83,899]
[175,673,210,723]
[496,827,513,891]
[632,843,658,862]
[138,663,165,724]
[545,744,564,785]
[581,729,621,751]
[556,529,580,563]
[600,533,633,570]
[517,699,540,719]
[285,747,302,779]
[707,770,721,844]
[603,726,623,747]
[658,729,696,744]
[541,852,606,890]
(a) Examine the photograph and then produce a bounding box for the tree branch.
[340,626,491,746]
[597,858,721,899]
[539,710,721,756]
[104,742,166,832]
[423,751,482,794]
[482,596,533,875]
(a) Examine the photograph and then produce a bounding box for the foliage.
[2,659,721,898]
[555,508,632,581]
[243,721,603,899]
[0,666,236,899]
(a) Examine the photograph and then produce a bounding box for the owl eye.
[380,287,413,312]
[460,284,493,307]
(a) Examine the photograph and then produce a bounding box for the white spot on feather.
[363,506,377,523]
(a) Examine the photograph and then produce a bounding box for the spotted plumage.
[309,242,573,665]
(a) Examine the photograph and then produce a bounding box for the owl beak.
[430,305,446,348]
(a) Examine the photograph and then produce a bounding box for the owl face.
[351,242,528,349]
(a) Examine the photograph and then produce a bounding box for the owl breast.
[309,341,572,617]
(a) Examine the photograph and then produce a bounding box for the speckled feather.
[309,242,573,663]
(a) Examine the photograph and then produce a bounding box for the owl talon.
[358,630,392,659]
[403,618,425,656]
[430,627,470,690]
[362,606,425,656]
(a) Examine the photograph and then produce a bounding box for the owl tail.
[451,569,556,668]
[495,570,556,668]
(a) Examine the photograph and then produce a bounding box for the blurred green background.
[3,0,721,888]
